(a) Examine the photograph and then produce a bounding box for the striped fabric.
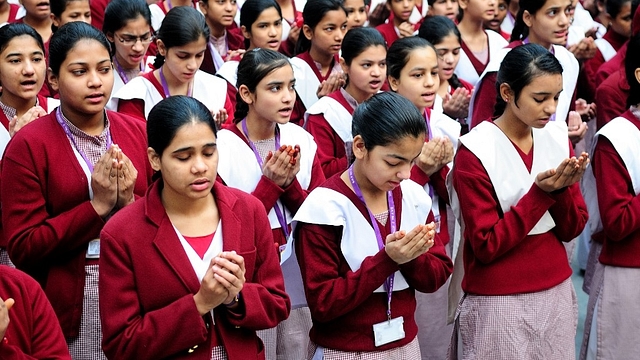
[308,336,421,360]
[0,248,14,267]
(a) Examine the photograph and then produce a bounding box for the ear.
[499,83,513,103]
[147,147,162,171]
[635,67,640,85]
[156,39,167,57]
[198,0,208,15]
[106,32,115,44]
[241,25,251,40]
[603,12,613,27]
[387,75,399,92]
[302,24,313,41]
[238,84,254,105]
[51,14,61,28]
[47,68,59,92]
[522,10,533,28]
[352,135,367,160]
[385,1,392,11]
[339,57,349,73]
[458,0,469,11]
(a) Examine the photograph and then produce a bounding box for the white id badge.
[86,239,100,259]
[373,316,405,347]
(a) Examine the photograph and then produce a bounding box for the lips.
[422,92,435,103]
[278,107,292,117]
[369,79,382,89]
[191,178,211,191]
[330,44,342,52]
[267,39,280,48]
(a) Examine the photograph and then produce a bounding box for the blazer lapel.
[214,183,242,252]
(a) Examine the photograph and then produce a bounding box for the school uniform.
[290,52,342,126]
[149,0,199,32]
[99,179,290,360]
[294,174,453,357]
[583,30,627,102]
[0,266,71,359]
[375,22,400,47]
[448,120,588,359]
[595,68,628,130]
[579,109,640,360]
[500,12,515,36]
[305,88,356,179]
[214,60,240,119]
[106,57,155,111]
[469,41,579,129]
[455,30,508,87]
[216,122,324,360]
[90,0,109,30]
[1,110,152,353]
[200,28,245,75]
[114,70,233,121]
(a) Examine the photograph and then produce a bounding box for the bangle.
[224,295,239,307]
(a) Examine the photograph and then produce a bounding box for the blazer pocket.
[237,247,257,281]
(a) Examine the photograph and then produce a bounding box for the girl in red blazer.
[198,0,245,75]
[99,95,290,360]
[1,22,152,359]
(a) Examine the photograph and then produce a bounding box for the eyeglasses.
[114,33,153,46]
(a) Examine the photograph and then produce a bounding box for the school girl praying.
[115,6,233,123]
[290,0,347,126]
[305,27,387,179]
[449,44,588,359]
[103,0,155,111]
[99,96,290,360]
[294,91,453,359]
[1,21,152,359]
[216,48,325,360]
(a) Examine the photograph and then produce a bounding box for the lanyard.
[241,119,290,238]
[159,66,193,98]
[347,164,397,319]
[55,107,112,173]
[114,58,143,85]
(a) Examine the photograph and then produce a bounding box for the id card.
[373,316,405,347]
[86,239,100,259]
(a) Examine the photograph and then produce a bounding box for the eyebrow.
[5,50,44,58]
[68,58,111,66]
[386,153,411,162]
[171,143,217,154]
[121,32,151,37]
[532,89,564,95]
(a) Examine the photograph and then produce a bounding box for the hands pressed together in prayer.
[194,251,246,315]
[90,144,139,218]
[385,223,436,264]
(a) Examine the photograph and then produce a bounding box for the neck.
[60,103,105,136]
[162,184,215,218]
[349,160,387,201]
[24,14,52,34]
[209,22,226,38]
[458,16,485,37]
[0,2,9,12]
[157,66,190,95]
[243,113,277,141]
[0,93,37,118]
[494,108,532,142]
[527,32,552,50]
[345,83,370,104]
[309,47,334,71]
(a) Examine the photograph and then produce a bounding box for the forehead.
[0,35,43,55]
[64,39,110,62]
[352,45,387,60]
[258,64,294,84]
[317,9,348,25]
[343,0,366,7]
[253,7,281,23]
[63,0,91,11]
[403,46,437,69]
[167,122,216,148]
[435,33,460,47]
[523,73,563,93]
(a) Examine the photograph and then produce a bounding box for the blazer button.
[188,345,199,353]
[235,325,240,329]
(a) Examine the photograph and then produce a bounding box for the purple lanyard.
[55,107,112,173]
[241,119,290,238]
[159,66,193,98]
[114,58,143,85]
[348,164,397,320]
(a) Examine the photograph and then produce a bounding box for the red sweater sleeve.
[595,75,627,130]
[452,145,559,263]
[594,137,640,241]
[470,72,498,129]
[305,113,348,178]
[117,99,146,121]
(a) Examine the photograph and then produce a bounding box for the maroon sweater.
[0,266,70,359]
[1,111,152,337]
[452,131,588,295]
[296,175,453,351]
[594,110,640,268]
[595,68,628,130]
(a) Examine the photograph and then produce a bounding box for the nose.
[398,164,412,180]
[545,100,558,116]
[283,87,294,103]
[192,155,208,173]
[22,59,35,75]
[224,1,234,12]
[335,28,345,42]
[268,25,277,37]
[353,11,362,23]
[424,73,435,88]
[558,9,569,25]
[88,69,103,88]
[132,38,144,52]
[371,63,381,77]
[403,0,411,7]
[186,56,197,71]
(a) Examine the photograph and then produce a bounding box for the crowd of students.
[0,0,637,358]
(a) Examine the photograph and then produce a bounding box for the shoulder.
[107,111,147,140]
[215,183,265,215]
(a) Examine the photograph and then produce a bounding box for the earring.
[503,97,509,102]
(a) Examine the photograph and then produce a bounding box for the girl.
[294,91,453,358]
[99,96,290,360]
[305,27,387,179]
[216,48,325,360]
[149,0,198,32]
[580,33,640,360]
[290,0,347,126]
[387,36,459,359]
[115,7,233,123]
[103,0,155,111]
[455,0,508,86]
[0,21,151,359]
[486,0,511,39]
[50,0,91,31]
[343,0,369,29]
[215,0,284,113]
[198,0,245,75]
[419,15,474,124]
[375,0,416,47]
[15,0,53,46]
[449,43,588,359]
[469,0,585,142]
[0,24,59,268]
[427,0,460,21]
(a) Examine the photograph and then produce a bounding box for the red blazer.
[90,0,110,30]
[200,28,246,75]
[0,266,71,359]
[1,110,152,337]
[595,68,628,130]
[375,22,399,47]
[99,180,290,359]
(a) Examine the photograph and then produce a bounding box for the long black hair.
[154,7,210,68]
[295,0,346,55]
